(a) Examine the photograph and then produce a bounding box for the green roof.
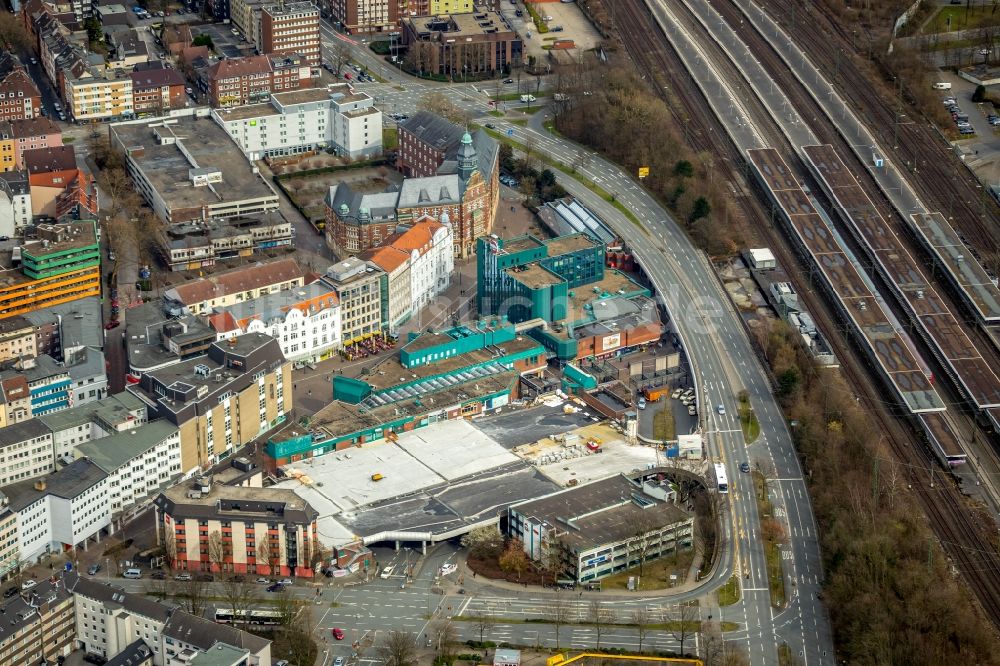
[186,643,248,666]
[75,420,178,473]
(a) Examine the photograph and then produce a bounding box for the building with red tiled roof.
[23,146,98,218]
[0,373,31,427]
[163,258,305,316]
[202,54,314,108]
[359,245,411,332]
[0,54,42,122]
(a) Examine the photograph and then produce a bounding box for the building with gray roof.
[22,295,102,360]
[75,419,182,517]
[3,458,111,562]
[0,418,53,487]
[508,472,694,583]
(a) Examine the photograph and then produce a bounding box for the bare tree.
[273,588,301,627]
[0,11,29,50]
[588,599,614,650]
[472,610,496,644]
[255,538,272,577]
[221,575,259,630]
[624,511,659,577]
[551,591,572,650]
[432,619,458,658]
[180,578,208,617]
[379,630,418,666]
[631,606,650,652]
[671,602,699,657]
[328,40,352,77]
[419,91,465,124]
[208,530,225,574]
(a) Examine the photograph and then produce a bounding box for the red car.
[332,628,344,640]
[104,320,120,330]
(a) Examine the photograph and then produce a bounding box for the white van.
[932,82,952,90]
[520,94,536,103]
[123,568,142,579]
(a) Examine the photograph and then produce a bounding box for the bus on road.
[214,608,283,626]
[714,463,729,494]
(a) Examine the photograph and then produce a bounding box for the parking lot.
[934,71,1000,197]
[193,22,255,59]
[498,0,603,60]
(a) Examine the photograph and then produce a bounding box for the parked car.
[0,235,9,241]
[104,320,120,330]
[21,579,36,590]
[3,587,17,598]
[194,573,214,582]
[266,583,284,592]
[83,655,107,665]
[277,578,293,586]
[150,571,166,580]
[174,573,192,581]
[255,577,270,584]
[87,564,101,575]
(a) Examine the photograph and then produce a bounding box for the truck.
[643,387,665,402]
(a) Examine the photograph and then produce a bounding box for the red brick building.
[203,54,313,108]
[0,54,42,122]
[131,67,188,116]
[261,2,321,67]
[328,0,401,34]
[24,146,99,219]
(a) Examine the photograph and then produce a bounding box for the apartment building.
[162,258,305,316]
[329,0,397,34]
[261,2,322,66]
[0,117,62,172]
[72,577,173,663]
[130,67,187,117]
[0,375,31,427]
[110,117,280,225]
[391,218,453,313]
[0,576,75,666]
[18,354,72,416]
[7,458,112,564]
[39,392,148,464]
[0,315,37,363]
[320,258,387,346]
[128,334,292,473]
[23,148,98,220]
[359,245,410,333]
[212,84,383,160]
[0,507,16,581]
[64,73,134,124]
[0,171,31,238]
[214,280,343,363]
[203,54,313,108]
[0,53,42,122]
[229,0,268,45]
[154,478,319,577]
[70,575,272,665]
[23,296,103,361]
[75,420,182,519]
[0,419,54,487]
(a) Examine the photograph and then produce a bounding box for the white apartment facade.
[14,459,111,564]
[74,420,183,518]
[213,85,382,161]
[221,281,343,363]
[72,579,171,662]
[0,420,55,487]
[404,219,454,313]
[0,173,30,238]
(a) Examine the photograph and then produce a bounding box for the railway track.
[764,0,1000,272]
[610,0,1000,629]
